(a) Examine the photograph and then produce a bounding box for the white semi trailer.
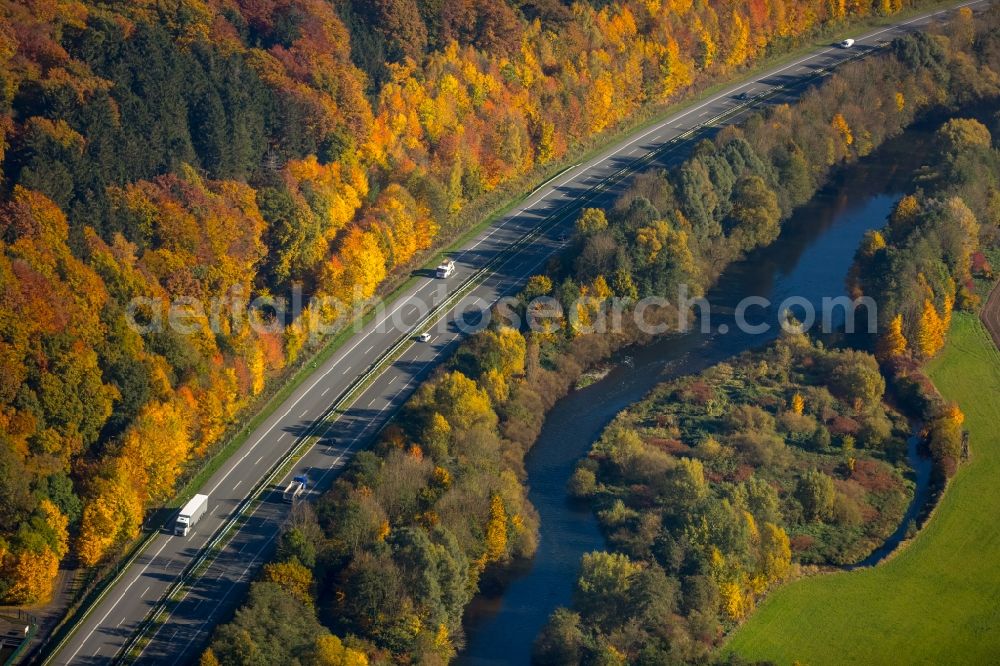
[436,259,455,278]
[175,494,209,537]
[282,475,309,503]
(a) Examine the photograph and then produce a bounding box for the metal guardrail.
[3,612,36,666]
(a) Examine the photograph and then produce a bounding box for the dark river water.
[458,126,936,665]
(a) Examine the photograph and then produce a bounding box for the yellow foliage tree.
[283,318,307,365]
[423,412,452,459]
[916,298,946,359]
[759,522,792,583]
[587,72,615,133]
[537,120,556,164]
[524,274,553,299]
[40,500,69,559]
[2,501,67,604]
[120,399,193,502]
[432,465,452,488]
[495,327,527,377]
[325,227,387,305]
[427,371,497,432]
[719,580,751,621]
[285,155,368,241]
[878,313,908,360]
[5,547,59,605]
[377,519,390,542]
[77,495,118,568]
[828,0,847,21]
[725,11,752,68]
[831,113,853,147]
[791,393,805,415]
[76,463,144,567]
[242,334,266,396]
[262,560,314,606]
[659,35,692,98]
[200,649,221,666]
[480,368,510,405]
[483,494,508,564]
[635,225,664,263]
[312,634,369,666]
[941,291,955,332]
[891,194,920,229]
[862,230,886,255]
[697,26,717,69]
[434,623,453,654]
[945,402,965,428]
[576,208,609,235]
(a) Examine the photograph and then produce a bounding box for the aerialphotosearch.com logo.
[124,284,879,341]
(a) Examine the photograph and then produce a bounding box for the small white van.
[840,38,855,48]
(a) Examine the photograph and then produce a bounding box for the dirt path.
[981,281,1000,351]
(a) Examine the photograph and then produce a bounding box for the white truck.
[436,258,455,279]
[282,475,309,503]
[175,494,209,537]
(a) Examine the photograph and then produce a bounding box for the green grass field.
[724,312,1000,665]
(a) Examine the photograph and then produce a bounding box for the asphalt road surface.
[45,2,991,663]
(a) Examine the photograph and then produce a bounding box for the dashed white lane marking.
[321,387,330,396]
[254,455,263,465]
[64,534,175,662]
[300,409,308,418]
[233,481,241,491]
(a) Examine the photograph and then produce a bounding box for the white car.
[840,38,855,48]
[417,332,432,343]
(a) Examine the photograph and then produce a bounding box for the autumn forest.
[0,0,946,609]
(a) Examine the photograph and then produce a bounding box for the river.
[457,124,937,665]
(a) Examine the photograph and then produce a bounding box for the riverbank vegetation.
[721,101,1000,666]
[0,0,952,607]
[204,9,1000,664]
[534,334,915,663]
[725,313,1000,664]
[850,114,1000,479]
[538,50,1000,666]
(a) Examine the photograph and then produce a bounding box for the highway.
[44,2,990,663]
